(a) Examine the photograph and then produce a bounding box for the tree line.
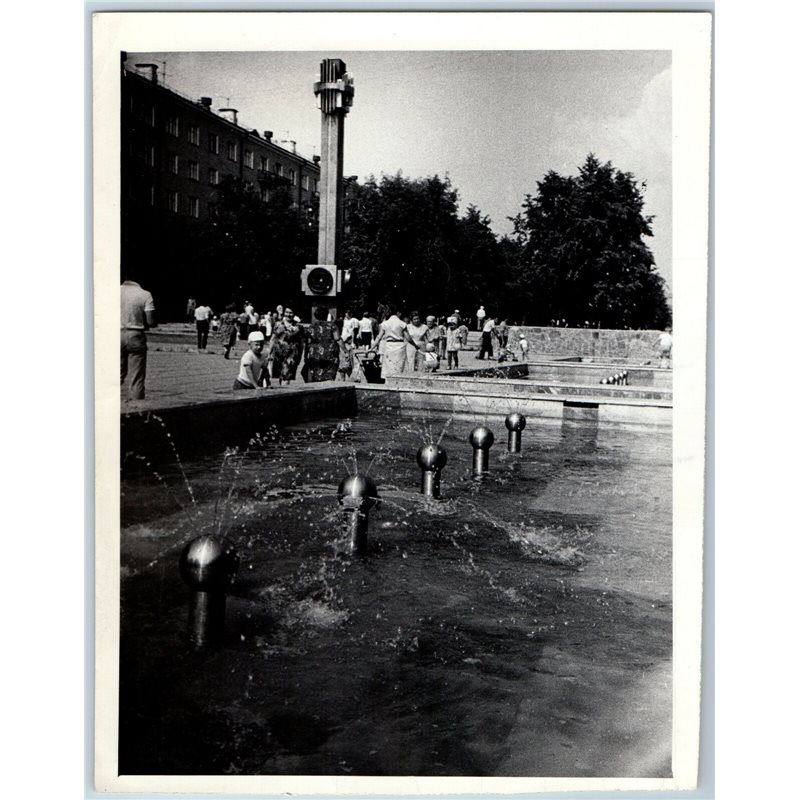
[186,154,672,329]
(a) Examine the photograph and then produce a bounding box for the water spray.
[505,413,527,453]
[469,426,494,477]
[338,474,379,555]
[179,535,239,648]
[416,444,448,498]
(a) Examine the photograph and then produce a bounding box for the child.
[423,342,440,372]
[337,338,354,381]
[233,331,270,390]
[519,334,529,362]
[445,317,461,369]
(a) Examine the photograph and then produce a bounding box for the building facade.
[121,56,321,317]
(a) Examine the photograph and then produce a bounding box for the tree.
[341,174,509,317]
[510,154,671,329]
[191,175,317,308]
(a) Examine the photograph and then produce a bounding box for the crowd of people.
[122,288,671,402]
[187,300,515,389]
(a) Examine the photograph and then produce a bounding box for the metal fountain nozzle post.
[505,412,527,453]
[416,444,448,498]
[469,426,495,477]
[179,535,239,649]
[338,474,379,556]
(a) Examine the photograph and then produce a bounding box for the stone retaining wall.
[508,326,663,361]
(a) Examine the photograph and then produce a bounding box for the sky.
[130,50,672,292]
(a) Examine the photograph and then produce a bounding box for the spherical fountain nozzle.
[505,412,526,453]
[416,444,448,471]
[179,535,239,649]
[416,444,448,498]
[469,426,495,450]
[337,474,379,510]
[469,426,494,477]
[505,413,526,432]
[338,474,379,556]
[179,535,239,591]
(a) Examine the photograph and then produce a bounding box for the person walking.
[341,310,359,348]
[194,302,213,350]
[270,307,304,385]
[478,316,495,360]
[302,306,341,382]
[495,319,509,351]
[245,301,259,335]
[476,305,486,333]
[121,274,156,401]
[406,311,429,371]
[369,307,421,378]
[217,303,239,359]
[185,296,196,323]
[358,311,374,349]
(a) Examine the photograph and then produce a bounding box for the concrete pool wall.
[122,370,671,465]
[507,326,666,361]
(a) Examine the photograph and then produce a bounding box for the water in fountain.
[118,405,672,778]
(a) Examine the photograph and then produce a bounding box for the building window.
[146,105,155,127]
[260,187,269,202]
[227,142,238,162]
[314,179,319,193]
[166,116,180,137]
[275,163,283,177]
[260,156,269,172]
[209,168,219,186]
[168,191,179,213]
[188,197,200,218]
[289,169,296,186]
[168,154,179,175]
[208,134,219,154]
[187,125,200,145]
[145,145,155,167]
[302,175,310,191]
[188,161,199,181]
[244,150,254,169]
[149,185,155,206]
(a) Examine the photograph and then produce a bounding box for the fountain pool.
[119,405,672,778]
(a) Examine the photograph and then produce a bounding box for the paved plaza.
[124,324,495,411]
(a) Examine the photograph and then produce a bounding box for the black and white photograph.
[94,11,710,794]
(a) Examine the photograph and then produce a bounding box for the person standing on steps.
[476,305,486,332]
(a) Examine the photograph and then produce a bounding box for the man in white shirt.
[121,277,156,400]
[194,303,213,350]
[476,305,486,332]
[478,317,495,360]
[358,312,374,349]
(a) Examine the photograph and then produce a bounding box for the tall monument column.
[302,59,354,320]
[314,58,354,266]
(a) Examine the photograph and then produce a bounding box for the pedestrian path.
[124,325,505,413]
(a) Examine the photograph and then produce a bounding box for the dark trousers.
[196,319,210,349]
[478,331,493,359]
